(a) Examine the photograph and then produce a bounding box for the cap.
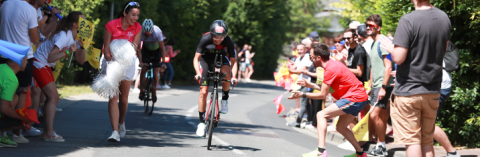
[309,31,319,38]
[349,21,361,29]
[357,24,368,38]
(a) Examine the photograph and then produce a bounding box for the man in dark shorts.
[0,57,35,147]
[193,20,238,137]
[290,43,368,157]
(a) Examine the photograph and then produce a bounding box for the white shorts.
[100,55,137,81]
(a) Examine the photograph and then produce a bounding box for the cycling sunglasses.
[342,37,351,40]
[366,23,379,28]
[124,2,140,12]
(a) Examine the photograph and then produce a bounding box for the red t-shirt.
[105,17,142,43]
[323,60,368,102]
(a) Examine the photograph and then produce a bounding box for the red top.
[165,45,178,58]
[323,60,368,102]
[105,17,142,43]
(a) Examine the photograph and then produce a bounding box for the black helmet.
[210,20,228,37]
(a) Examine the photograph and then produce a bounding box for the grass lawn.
[56,84,93,98]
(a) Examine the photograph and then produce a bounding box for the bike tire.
[148,81,155,116]
[144,79,151,114]
[207,89,216,150]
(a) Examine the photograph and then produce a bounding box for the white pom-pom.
[110,39,136,66]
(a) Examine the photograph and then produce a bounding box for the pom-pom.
[110,39,136,66]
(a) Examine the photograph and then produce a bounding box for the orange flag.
[273,92,288,114]
[25,85,31,108]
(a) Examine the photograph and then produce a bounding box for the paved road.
[2,80,352,157]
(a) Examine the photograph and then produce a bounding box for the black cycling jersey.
[196,33,236,63]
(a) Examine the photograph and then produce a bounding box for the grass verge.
[56,84,93,99]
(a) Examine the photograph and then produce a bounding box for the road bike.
[143,63,156,116]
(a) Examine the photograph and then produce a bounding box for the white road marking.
[185,103,246,156]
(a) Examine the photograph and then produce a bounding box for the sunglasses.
[334,41,341,44]
[124,2,140,12]
[309,55,317,60]
[342,37,351,40]
[366,24,379,28]
[212,35,226,40]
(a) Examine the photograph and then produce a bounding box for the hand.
[296,78,309,88]
[161,63,167,69]
[377,87,386,102]
[302,70,310,75]
[139,63,148,67]
[288,91,302,99]
[174,50,181,54]
[380,37,394,54]
[51,8,61,20]
[390,71,397,78]
[77,40,84,48]
[194,75,202,81]
[231,78,238,85]
[366,89,372,95]
[336,52,345,61]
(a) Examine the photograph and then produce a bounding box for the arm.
[39,18,56,37]
[47,46,65,63]
[103,30,113,61]
[159,40,166,62]
[133,31,142,58]
[74,41,86,65]
[193,53,202,76]
[382,56,392,86]
[28,27,40,45]
[288,83,329,100]
[249,52,255,59]
[289,65,307,74]
[230,57,237,78]
[0,100,34,123]
[349,65,364,77]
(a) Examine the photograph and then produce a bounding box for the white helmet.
[142,19,154,34]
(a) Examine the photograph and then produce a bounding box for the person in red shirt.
[289,43,368,157]
[102,1,142,142]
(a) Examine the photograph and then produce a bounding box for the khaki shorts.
[391,94,440,146]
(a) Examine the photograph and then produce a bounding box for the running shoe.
[22,126,42,137]
[302,148,327,157]
[196,123,206,137]
[56,108,62,112]
[286,122,300,128]
[0,135,17,147]
[366,145,387,156]
[220,100,228,114]
[446,151,460,157]
[42,132,65,142]
[162,85,171,89]
[108,131,120,142]
[138,91,145,100]
[12,134,29,143]
[344,152,367,157]
[119,123,126,138]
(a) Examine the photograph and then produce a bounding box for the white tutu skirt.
[100,55,137,81]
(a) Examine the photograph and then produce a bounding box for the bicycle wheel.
[148,80,155,116]
[144,79,151,114]
[207,88,217,150]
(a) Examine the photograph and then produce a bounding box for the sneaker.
[119,123,126,138]
[220,100,228,114]
[42,132,65,142]
[286,122,300,128]
[344,152,367,157]
[22,126,42,137]
[0,135,17,147]
[56,108,62,112]
[305,124,316,129]
[366,145,387,156]
[138,91,145,100]
[162,85,171,89]
[108,131,120,142]
[156,84,163,89]
[446,151,460,157]
[196,123,206,137]
[132,88,140,93]
[302,148,327,157]
[12,134,29,143]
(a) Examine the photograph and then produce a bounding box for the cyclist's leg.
[139,49,151,91]
[152,51,162,91]
[198,58,210,123]
[221,56,231,100]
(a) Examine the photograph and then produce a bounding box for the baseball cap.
[309,31,319,39]
[349,21,361,29]
[357,24,368,38]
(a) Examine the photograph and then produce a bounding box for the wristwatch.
[382,84,387,89]
[302,92,306,98]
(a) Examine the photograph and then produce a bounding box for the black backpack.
[444,41,459,73]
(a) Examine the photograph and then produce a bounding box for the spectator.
[286,43,312,127]
[292,43,368,157]
[364,14,395,156]
[33,11,85,142]
[0,55,34,148]
[344,28,367,83]
[244,45,254,82]
[357,24,374,55]
[237,44,247,82]
[162,38,180,87]
[380,0,451,156]
[332,36,348,65]
[0,0,40,144]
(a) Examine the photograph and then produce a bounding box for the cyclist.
[137,19,166,102]
[193,20,238,137]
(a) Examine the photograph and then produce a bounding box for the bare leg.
[134,70,141,89]
[434,125,456,152]
[118,80,131,125]
[108,94,120,132]
[370,106,387,144]
[41,82,59,135]
[337,114,363,152]
[316,104,347,148]
[221,65,231,91]
[198,86,209,112]
[246,66,254,79]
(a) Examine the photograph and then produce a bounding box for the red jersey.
[323,60,368,102]
[105,17,142,43]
